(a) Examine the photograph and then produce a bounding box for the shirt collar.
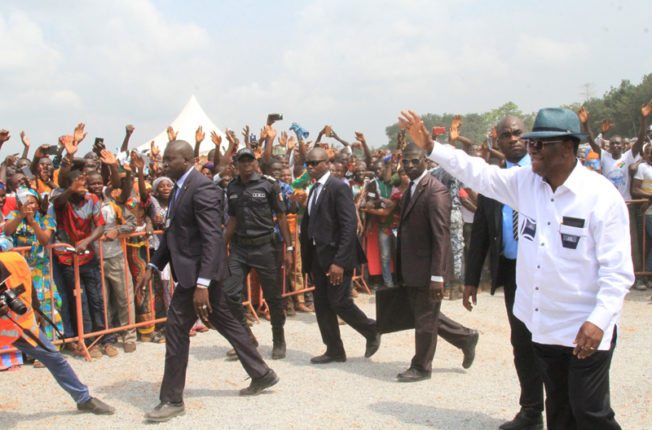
[175,167,195,189]
[505,153,531,169]
[316,171,331,186]
[411,169,428,188]
[558,160,585,195]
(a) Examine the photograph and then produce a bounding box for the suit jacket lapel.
[402,174,427,218]
[170,170,194,221]
[312,176,331,215]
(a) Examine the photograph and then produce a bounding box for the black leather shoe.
[499,409,543,430]
[240,369,279,396]
[364,333,381,358]
[144,402,185,422]
[396,367,432,382]
[462,330,479,369]
[77,397,115,415]
[310,353,347,364]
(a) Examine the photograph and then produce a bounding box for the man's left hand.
[193,286,212,321]
[75,239,90,255]
[326,264,344,286]
[283,250,294,271]
[573,321,604,359]
[429,281,444,302]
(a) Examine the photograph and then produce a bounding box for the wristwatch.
[286,246,294,251]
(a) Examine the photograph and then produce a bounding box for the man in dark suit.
[464,116,544,430]
[300,147,380,364]
[139,141,278,422]
[395,143,478,382]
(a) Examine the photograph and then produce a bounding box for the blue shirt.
[501,154,531,259]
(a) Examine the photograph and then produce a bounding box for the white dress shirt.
[308,171,330,216]
[428,143,633,350]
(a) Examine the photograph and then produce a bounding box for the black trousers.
[159,283,269,403]
[499,256,544,413]
[310,259,377,356]
[532,329,620,430]
[407,286,476,372]
[222,241,285,329]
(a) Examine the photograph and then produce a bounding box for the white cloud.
[517,35,587,66]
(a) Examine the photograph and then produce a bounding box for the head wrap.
[152,176,173,194]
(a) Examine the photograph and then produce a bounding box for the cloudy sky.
[1,0,650,155]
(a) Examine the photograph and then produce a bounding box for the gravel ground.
[1,289,650,430]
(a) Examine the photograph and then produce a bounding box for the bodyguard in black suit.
[139,141,278,422]
[463,116,543,430]
[300,147,380,364]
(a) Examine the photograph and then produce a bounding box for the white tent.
[137,95,227,156]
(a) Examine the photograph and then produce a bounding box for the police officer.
[224,148,293,359]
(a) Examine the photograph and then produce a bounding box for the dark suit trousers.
[311,258,377,356]
[159,283,269,403]
[500,256,544,413]
[407,286,475,372]
[532,329,620,430]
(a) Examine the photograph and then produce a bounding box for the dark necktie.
[512,209,519,241]
[167,184,179,219]
[404,181,415,207]
[309,182,321,215]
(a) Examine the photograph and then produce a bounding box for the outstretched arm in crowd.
[131,152,148,203]
[635,100,652,155]
[262,124,277,166]
[194,126,205,159]
[57,123,87,188]
[578,108,601,155]
[211,131,223,169]
[121,124,135,153]
[100,149,121,189]
[354,132,373,165]
[20,130,30,159]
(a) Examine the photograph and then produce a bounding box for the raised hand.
[166,126,178,142]
[489,125,498,141]
[601,118,613,134]
[642,100,652,118]
[130,151,145,171]
[278,131,288,147]
[577,107,589,124]
[20,131,30,148]
[60,135,79,156]
[195,125,205,144]
[210,131,222,146]
[354,131,366,145]
[151,140,160,157]
[398,110,433,152]
[264,124,277,142]
[0,129,10,144]
[70,174,87,193]
[73,123,87,144]
[100,149,118,166]
[324,125,332,137]
[449,125,459,143]
[125,124,135,135]
[451,115,462,131]
[287,135,296,151]
[242,125,250,140]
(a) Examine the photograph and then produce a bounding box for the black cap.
[235,148,256,161]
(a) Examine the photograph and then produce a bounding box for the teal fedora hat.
[521,108,588,140]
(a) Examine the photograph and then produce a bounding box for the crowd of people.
[0,102,650,428]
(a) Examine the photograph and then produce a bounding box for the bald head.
[166,140,194,161]
[163,140,194,180]
[497,115,525,136]
[308,147,328,160]
[306,147,330,179]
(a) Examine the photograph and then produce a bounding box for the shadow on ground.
[369,401,504,429]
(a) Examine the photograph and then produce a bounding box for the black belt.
[232,232,275,246]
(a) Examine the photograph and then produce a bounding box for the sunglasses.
[403,158,422,166]
[525,139,566,151]
[306,159,327,167]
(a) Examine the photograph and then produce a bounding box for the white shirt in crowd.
[634,162,652,214]
[427,143,634,350]
[600,149,639,200]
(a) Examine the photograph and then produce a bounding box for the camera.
[0,284,27,315]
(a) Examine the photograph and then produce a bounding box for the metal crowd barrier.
[626,199,651,277]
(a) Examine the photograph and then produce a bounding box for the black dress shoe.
[310,353,347,364]
[144,402,185,422]
[364,333,381,358]
[240,369,279,396]
[77,397,115,415]
[462,330,479,369]
[499,409,543,430]
[396,367,432,382]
